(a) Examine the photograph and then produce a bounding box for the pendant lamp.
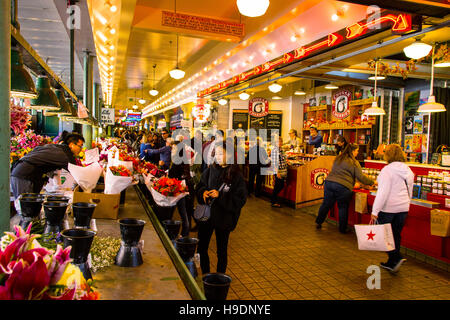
[294,89,306,95]
[44,89,72,116]
[268,81,282,93]
[30,76,60,111]
[132,90,139,109]
[139,82,146,104]
[59,98,77,121]
[169,35,185,79]
[149,65,159,96]
[418,45,446,113]
[218,98,228,105]
[11,47,37,99]
[363,60,385,116]
[237,0,270,17]
[403,39,432,60]
[239,92,250,100]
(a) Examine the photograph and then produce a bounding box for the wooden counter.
[245,155,336,208]
[365,160,450,176]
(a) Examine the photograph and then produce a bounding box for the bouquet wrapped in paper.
[149,177,188,207]
[68,162,103,193]
[104,165,136,194]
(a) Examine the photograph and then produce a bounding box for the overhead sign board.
[101,108,115,125]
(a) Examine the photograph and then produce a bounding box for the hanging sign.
[332,89,352,119]
[192,104,211,123]
[77,101,88,118]
[310,168,329,190]
[101,108,115,125]
[249,97,269,117]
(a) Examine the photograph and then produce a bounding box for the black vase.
[175,237,199,262]
[115,218,146,267]
[19,196,44,230]
[202,273,232,300]
[46,195,70,203]
[61,229,96,280]
[43,202,69,235]
[72,202,97,229]
[162,220,182,241]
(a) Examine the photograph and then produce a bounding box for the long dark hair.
[335,143,358,164]
[213,141,241,184]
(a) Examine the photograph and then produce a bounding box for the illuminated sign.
[192,104,211,123]
[198,11,418,98]
[249,97,269,117]
[126,111,142,121]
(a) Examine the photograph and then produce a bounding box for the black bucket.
[162,220,182,240]
[61,228,96,280]
[46,195,70,203]
[19,193,45,200]
[43,202,69,235]
[153,205,176,222]
[202,273,232,300]
[115,218,146,267]
[19,197,44,229]
[175,237,199,262]
[73,202,97,228]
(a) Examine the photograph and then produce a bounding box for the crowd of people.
[10,125,413,275]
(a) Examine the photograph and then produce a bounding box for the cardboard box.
[73,185,120,219]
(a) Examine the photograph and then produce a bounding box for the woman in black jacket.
[195,141,247,274]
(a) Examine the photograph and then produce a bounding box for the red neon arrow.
[346,14,407,39]
[294,33,340,59]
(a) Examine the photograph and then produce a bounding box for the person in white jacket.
[370,144,414,273]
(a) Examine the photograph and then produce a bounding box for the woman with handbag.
[315,143,374,233]
[195,142,247,274]
[370,144,414,273]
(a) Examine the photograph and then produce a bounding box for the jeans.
[176,197,191,237]
[271,175,285,204]
[316,180,353,233]
[248,166,264,196]
[376,211,408,265]
[10,176,45,200]
[197,220,231,274]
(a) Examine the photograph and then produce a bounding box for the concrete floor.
[182,195,450,300]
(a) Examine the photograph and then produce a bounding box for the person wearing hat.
[283,129,302,150]
[308,126,323,149]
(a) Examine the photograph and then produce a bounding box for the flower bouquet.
[68,162,103,193]
[10,101,31,136]
[10,130,53,165]
[149,177,188,207]
[104,165,136,194]
[0,225,99,300]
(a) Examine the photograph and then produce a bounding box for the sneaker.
[380,262,395,272]
[391,259,407,273]
[271,203,281,208]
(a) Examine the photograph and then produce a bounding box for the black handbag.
[194,183,226,222]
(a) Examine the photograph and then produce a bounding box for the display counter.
[245,155,335,208]
[365,160,450,175]
[327,188,450,264]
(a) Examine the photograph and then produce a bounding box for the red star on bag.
[367,230,376,241]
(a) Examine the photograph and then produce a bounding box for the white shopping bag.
[68,162,103,193]
[149,187,188,207]
[104,166,135,194]
[354,223,395,251]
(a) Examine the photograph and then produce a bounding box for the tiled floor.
[185,195,450,300]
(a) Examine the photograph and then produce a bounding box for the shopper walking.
[315,144,374,233]
[371,144,414,273]
[196,142,247,274]
[247,137,269,197]
[146,138,174,170]
[270,136,288,208]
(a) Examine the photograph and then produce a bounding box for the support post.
[82,51,93,148]
[0,0,11,232]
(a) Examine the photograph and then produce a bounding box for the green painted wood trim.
[134,185,206,300]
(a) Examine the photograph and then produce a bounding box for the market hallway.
[196,196,450,300]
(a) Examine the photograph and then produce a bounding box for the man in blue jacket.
[145,138,174,170]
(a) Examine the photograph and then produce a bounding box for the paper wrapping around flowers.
[68,162,103,193]
[104,167,135,194]
[149,187,188,207]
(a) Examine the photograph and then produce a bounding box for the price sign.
[101,108,115,125]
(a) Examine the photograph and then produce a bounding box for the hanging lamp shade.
[363,101,386,116]
[218,98,228,105]
[11,48,37,99]
[30,76,60,110]
[44,89,72,116]
[417,45,446,113]
[169,67,185,80]
[268,82,282,93]
[149,89,159,96]
[239,92,250,100]
[59,98,77,121]
[403,40,432,60]
[237,0,270,17]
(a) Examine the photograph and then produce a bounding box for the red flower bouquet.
[140,162,166,178]
[152,177,187,197]
[109,165,132,177]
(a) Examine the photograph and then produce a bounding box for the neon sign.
[198,11,418,98]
